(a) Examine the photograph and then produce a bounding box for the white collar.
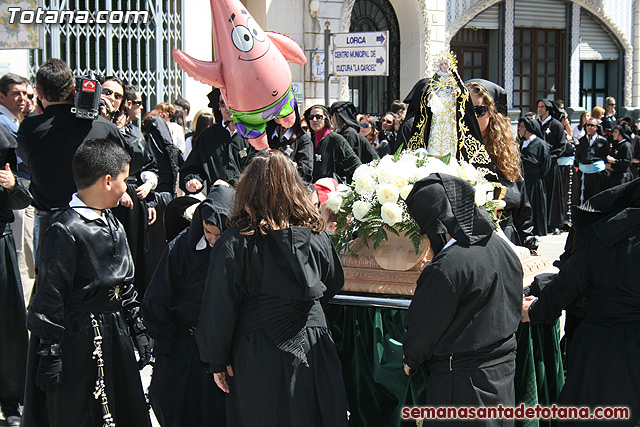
[69,193,107,224]
[522,134,536,148]
[196,235,210,250]
[539,115,551,126]
[271,127,293,140]
[442,237,457,251]
[0,104,19,124]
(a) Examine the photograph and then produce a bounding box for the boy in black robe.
[142,184,235,427]
[22,138,152,427]
[403,173,523,425]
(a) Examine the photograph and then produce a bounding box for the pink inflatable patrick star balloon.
[172,0,307,150]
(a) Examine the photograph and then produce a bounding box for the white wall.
[0,49,30,80]
[181,0,214,120]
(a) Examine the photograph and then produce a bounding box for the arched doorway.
[349,0,400,115]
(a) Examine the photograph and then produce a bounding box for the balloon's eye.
[231,25,254,52]
[247,18,265,42]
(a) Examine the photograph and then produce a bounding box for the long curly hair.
[466,82,521,182]
[229,151,324,235]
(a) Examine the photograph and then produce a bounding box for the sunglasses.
[132,100,143,106]
[102,88,123,100]
[382,119,394,124]
[309,114,325,120]
[360,122,371,128]
[474,105,489,118]
[585,124,597,128]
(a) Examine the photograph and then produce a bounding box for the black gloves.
[35,341,62,393]
[133,332,152,369]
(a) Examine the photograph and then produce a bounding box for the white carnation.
[376,183,400,204]
[380,202,403,226]
[400,184,414,200]
[352,200,371,221]
[324,191,343,212]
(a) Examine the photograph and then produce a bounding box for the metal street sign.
[332,31,388,76]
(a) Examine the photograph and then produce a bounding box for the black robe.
[337,126,379,164]
[0,134,32,405]
[528,180,640,426]
[113,122,159,294]
[311,131,361,183]
[540,116,570,229]
[142,186,234,427]
[180,123,256,192]
[521,135,551,236]
[404,174,523,424]
[268,129,314,183]
[499,176,538,249]
[22,208,151,427]
[403,235,523,422]
[196,227,348,427]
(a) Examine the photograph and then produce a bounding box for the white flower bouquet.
[329,149,503,255]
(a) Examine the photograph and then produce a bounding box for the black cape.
[529,179,640,426]
[23,208,151,427]
[539,115,571,229]
[196,227,348,426]
[143,185,235,427]
[404,174,523,418]
[267,126,314,183]
[330,101,379,164]
[311,131,362,183]
[521,134,551,236]
[180,123,257,192]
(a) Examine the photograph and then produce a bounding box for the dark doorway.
[349,0,400,115]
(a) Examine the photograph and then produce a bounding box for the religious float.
[324,139,563,427]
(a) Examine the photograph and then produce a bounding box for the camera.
[71,72,102,119]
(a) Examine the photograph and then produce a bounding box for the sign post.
[332,31,388,77]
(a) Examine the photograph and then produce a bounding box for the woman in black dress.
[196,151,349,426]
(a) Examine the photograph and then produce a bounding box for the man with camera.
[17,58,124,250]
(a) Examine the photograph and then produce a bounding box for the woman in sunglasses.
[358,114,389,157]
[466,79,540,248]
[303,105,361,183]
[101,76,127,130]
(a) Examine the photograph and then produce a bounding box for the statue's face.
[439,59,450,73]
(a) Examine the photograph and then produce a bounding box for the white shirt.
[196,235,210,251]
[0,103,19,126]
[572,125,586,141]
[521,134,537,149]
[69,193,107,224]
[539,115,552,127]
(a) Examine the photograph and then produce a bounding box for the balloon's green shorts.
[229,86,296,139]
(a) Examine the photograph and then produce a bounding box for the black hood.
[537,98,561,121]
[329,101,361,131]
[187,185,236,248]
[406,173,496,254]
[466,78,508,116]
[573,178,640,248]
[519,117,543,139]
